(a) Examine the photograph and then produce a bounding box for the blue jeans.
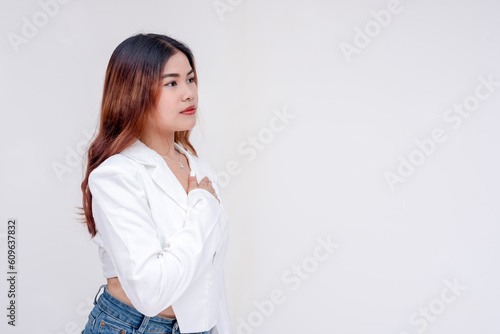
[82,284,213,334]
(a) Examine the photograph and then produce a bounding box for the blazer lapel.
[120,138,200,212]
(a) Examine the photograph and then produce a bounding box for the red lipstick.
[180,105,196,115]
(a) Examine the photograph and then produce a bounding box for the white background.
[1,0,499,333]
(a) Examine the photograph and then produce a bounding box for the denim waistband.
[94,283,178,333]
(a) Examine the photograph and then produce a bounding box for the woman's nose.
[181,82,195,100]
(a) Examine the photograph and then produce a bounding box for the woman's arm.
[89,162,224,317]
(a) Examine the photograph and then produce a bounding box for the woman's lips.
[180,107,196,115]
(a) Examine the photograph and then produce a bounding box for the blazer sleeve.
[88,162,225,317]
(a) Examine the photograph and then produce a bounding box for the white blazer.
[88,138,231,334]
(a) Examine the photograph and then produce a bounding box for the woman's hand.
[187,175,220,203]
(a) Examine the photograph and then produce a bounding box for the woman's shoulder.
[89,152,144,182]
[99,152,141,170]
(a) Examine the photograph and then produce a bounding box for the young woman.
[78,33,232,334]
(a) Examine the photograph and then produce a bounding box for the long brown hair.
[77,33,199,238]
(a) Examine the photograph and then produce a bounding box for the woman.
[78,33,232,334]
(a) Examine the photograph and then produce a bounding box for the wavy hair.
[77,33,199,238]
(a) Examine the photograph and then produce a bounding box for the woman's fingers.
[188,176,219,202]
[201,177,219,203]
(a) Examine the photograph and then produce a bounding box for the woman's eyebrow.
[162,68,194,78]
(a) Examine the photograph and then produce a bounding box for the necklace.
[161,149,184,168]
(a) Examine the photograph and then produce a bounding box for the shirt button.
[101,321,105,326]
[120,330,126,334]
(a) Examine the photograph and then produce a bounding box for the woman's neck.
[139,132,179,160]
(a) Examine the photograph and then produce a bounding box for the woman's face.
[151,51,198,135]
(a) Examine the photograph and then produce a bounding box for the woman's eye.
[164,77,195,87]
